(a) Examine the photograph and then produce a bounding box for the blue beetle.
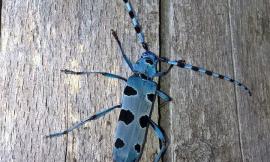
[47,0,251,162]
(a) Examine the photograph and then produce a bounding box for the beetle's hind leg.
[46,104,121,138]
[149,118,169,162]
[61,69,127,82]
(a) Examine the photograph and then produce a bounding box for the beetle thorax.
[133,51,159,78]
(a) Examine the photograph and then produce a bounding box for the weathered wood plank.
[1,1,69,161]
[160,0,245,161]
[0,0,160,161]
[2,0,269,162]
[160,0,270,162]
[229,0,270,161]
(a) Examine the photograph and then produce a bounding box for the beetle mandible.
[47,0,251,162]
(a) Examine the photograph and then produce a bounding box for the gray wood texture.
[0,0,159,161]
[160,0,270,162]
[0,0,269,162]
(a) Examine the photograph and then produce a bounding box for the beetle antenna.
[123,0,149,51]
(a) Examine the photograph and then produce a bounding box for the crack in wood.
[227,0,245,161]
[159,1,172,162]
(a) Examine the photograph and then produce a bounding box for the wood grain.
[0,0,159,161]
[160,0,270,162]
[229,0,270,161]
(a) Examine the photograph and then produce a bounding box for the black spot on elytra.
[124,86,137,96]
[134,144,141,153]
[139,115,149,128]
[115,138,125,148]
[147,94,155,102]
[119,110,134,125]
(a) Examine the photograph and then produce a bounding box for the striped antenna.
[176,60,252,96]
[123,0,149,51]
[159,57,252,96]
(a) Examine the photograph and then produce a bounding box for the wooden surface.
[0,0,269,162]
[0,0,159,161]
[160,0,270,162]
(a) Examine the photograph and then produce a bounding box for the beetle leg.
[153,65,174,78]
[111,29,135,72]
[61,69,127,82]
[46,104,121,138]
[156,90,173,107]
[159,57,252,96]
[149,118,169,162]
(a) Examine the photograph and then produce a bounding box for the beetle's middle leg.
[156,90,173,107]
[61,69,127,82]
[46,104,121,138]
[149,118,169,162]
[153,65,174,78]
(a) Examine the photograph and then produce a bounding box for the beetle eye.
[145,59,153,65]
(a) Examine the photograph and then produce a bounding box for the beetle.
[47,0,251,162]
